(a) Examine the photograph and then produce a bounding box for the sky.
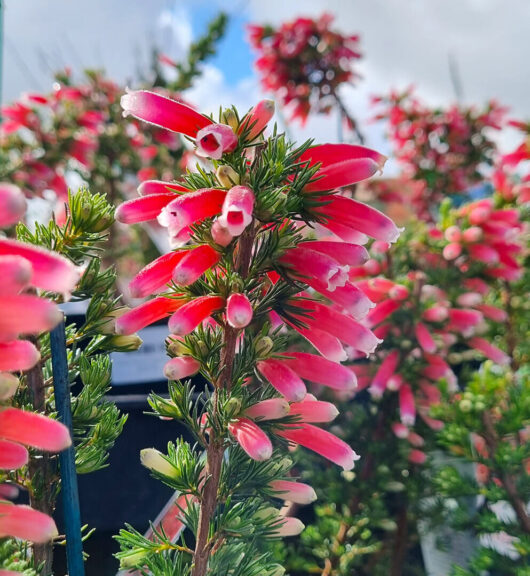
[3,0,529,164]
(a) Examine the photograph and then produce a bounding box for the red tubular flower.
[196,124,238,159]
[278,352,357,392]
[0,340,41,372]
[239,99,275,140]
[121,90,213,137]
[315,282,375,320]
[172,245,221,286]
[0,503,59,543]
[218,186,255,237]
[289,398,339,423]
[399,384,416,426]
[228,417,273,461]
[0,295,62,340]
[129,251,188,298]
[369,349,400,398]
[292,326,347,362]
[276,423,359,470]
[116,297,186,335]
[115,193,177,224]
[168,296,225,336]
[0,440,28,470]
[468,337,510,366]
[226,293,253,328]
[256,359,307,402]
[137,180,188,195]
[300,240,369,266]
[415,322,437,353]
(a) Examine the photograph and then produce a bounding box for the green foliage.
[0,539,38,575]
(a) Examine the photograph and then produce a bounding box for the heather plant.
[111,90,400,575]
[0,184,133,575]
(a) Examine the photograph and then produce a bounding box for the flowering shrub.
[248,13,363,138]
[113,90,398,575]
[373,88,506,218]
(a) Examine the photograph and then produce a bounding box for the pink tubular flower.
[280,247,348,292]
[137,180,188,196]
[226,293,253,328]
[271,517,305,537]
[211,220,233,247]
[0,183,26,228]
[301,240,369,266]
[289,399,339,423]
[168,295,225,335]
[468,337,510,366]
[218,186,255,236]
[196,124,238,159]
[228,417,272,461]
[116,297,185,335]
[447,308,483,333]
[0,239,79,296]
[392,422,409,439]
[316,282,375,320]
[0,340,41,372]
[245,398,290,421]
[0,373,19,400]
[0,256,33,296]
[0,408,71,451]
[415,322,437,353]
[129,251,188,298]
[442,242,462,260]
[369,349,400,398]
[239,99,275,140]
[0,503,59,543]
[268,480,316,504]
[0,295,62,340]
[292,326,347,363]
[399,384,416,426]
[278,352,357,392]
[474,304,507,323]
[366,299,401,327]
[408,449,427,465]
[158,188,227,234]
[315,196,402,243]
[256,359,307,402]
[121,90,213,137]
[172,245,220,286]
[0,440,28,469]
[276,423,359,470]
[163,356,201,380]
[115,193,177,224]
[422,305,448,323]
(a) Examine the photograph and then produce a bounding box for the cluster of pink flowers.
[0,183,78,552]
[248,13,361,124]
[373,88,506,217]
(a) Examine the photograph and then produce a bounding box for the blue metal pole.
[50,317,85,576]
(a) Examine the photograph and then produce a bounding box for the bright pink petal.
[245,398,290,421]
[115,193,176,224]
[300,240,369,266]
[369,349,400,398]
[168,296,225,335]
[268,480,316,504]
[305,158,382,192]
[163,356,201,380]
[129,251,188,298]
[415,322,437,353]
[299,143,386,170]
[289,399,339,423]
[277,423,359,470]
[228,417,272,461]
[256,359,306,402]
[218,186,255,236]
[0,408,71,452]
[0,440,28,470]
[115,297,185,335]
[281,247,348,292]
[239,99,275,140]
[196,124,238,159]
[312,282,374,320]
[399,384,416,426]
[0,295,62,340]
[0,183,26,228]
[121,90,212,137]
[292,326,347,362]
[0,503,58,543]
[468,337,510,366]
[0,255,33,296]
[226,293,253,328]
[0,340,40,372]
[172,245,220,286]
[137,180,188,196]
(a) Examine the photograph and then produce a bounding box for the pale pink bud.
[228,417,272,461]
[116,297,185,335]
[289,399,339,423]
[399,384,416,426]
[444,225,461,242]
[0,183,26,228]
[281,247,349,292]
[369,349,400,397]
[0,408,71,452]
[211,220,233,246]
[0,340,40,372]
[163,357,201,380]
[0,484,19,500]
[0,295,62,340]
[443,242,462,260]
[218,186,255,236]
[256,359,306,402]
[408,449,427,465]
[226,293,253,328]
[456,292,483,307]
[129,251,187,298]
[462,226,483,243]
[239,99,275,140]
[422,305,448,323]
[195,124,238,159]
[392,422,409,439]
[0,239,80,296]
[389,284,410,300]
[278,351,357,392]
[0,440,28,470]
[140,448,176,477]
[415,322,437,353]
[363,259,382,275]
[0,503,59,543]
[277,423,360,470]
[271,517,305,537]
[168,296,225,335]
[0,373,19,400]
[474,304,507,323]
[268,480,317,504]
[245,398,290,421]
[172,245,220,286]
[468,337,510,366]
[0,256,32,296]
[469,205,491,225]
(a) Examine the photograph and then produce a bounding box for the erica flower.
[168,296,225,336]
[218,186,255,236]
[196,124,238,159]
[0,183,26,228]
[256,359,306,402]
[228,417,273,461]
[268,480,317,504]
[226,293,253,328]
[0,503,59,543]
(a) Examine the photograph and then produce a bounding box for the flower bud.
[140,448,176,477]
[216,165,240,188]
[255,336,274,357]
